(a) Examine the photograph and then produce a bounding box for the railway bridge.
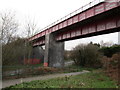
[29,0,120,67]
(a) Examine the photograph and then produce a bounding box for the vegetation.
[70,43,102,68]
[2,38,32,66]
[2,63,43,71]
[64,50,72,61]
[0,11,18,44]
[99,45,120,57]
[2,40,120,88]
[68,43,120,86]
[3,64,94,80]
[101,53,120,85]
[1,11,39,67]
[5,69,118,88]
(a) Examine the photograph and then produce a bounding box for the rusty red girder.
[30,1,120,47]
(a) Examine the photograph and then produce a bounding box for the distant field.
[6,69,118,88]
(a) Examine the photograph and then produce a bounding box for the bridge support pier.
[44,33,64,68]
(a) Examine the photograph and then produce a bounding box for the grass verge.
[5,69,118,88]
[3,63,43,71]
[3,64,95,80]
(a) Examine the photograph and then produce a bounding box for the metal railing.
[30,0,120,41]
[34,0,105,36]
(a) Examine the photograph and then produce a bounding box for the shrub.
[101,53,119,84]
[102,53,119,69]
[2,38,28,66]
[99,45,120,57]
[70,43,102,68]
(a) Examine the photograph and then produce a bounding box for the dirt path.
[2,70,89,88]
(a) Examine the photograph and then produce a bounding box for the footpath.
[2,70,89,88]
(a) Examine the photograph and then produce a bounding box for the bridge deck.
[29,0,120,46]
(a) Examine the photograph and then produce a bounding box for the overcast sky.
[0,0,118,50]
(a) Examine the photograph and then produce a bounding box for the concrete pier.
[44,34,64,68]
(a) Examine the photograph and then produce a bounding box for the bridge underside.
[56,7,120,42]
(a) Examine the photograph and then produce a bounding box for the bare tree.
[0,11,20,66]
[23,19,39,62]
[0,11,18,44]
[24,20,38,38]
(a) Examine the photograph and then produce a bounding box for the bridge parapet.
[30,0,120,47]
[29,0,105,41]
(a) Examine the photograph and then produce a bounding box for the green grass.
[66,64,95,71]
[63,64,96,73]
[3,64,94,80]
[6,70,118,88]
[3,63,43,71]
